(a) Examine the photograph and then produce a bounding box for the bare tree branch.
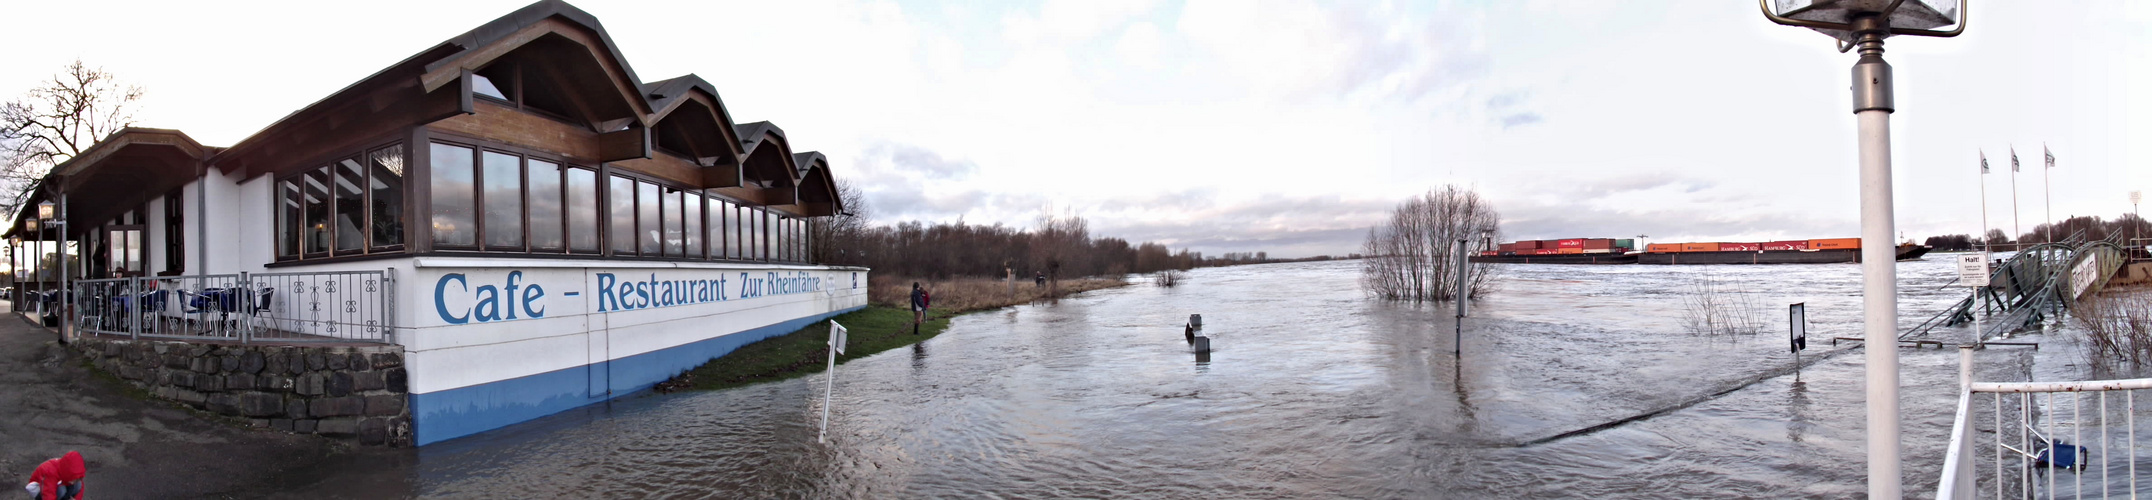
[0,58,144,218]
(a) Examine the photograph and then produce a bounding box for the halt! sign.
[1956,253,1991,288]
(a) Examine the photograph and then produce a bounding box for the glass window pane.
[686,195,704,259]
[304,166,331,254]
[124,230,140,273]
[278,179,301,257]
[482,151,523,249]
[429,143,476,247]
[370,144,405,249]
[664,188,685,257]
[334,158,366,253]
[568,168,598,252]
[529,160,563,250]
[638,181,661,255]
[471,72,508,100]
[609,175,635,255]
[750,208,765,260]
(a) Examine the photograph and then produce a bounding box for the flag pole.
[2043,144,2054,244]
[1979,150,1991,254]
[2010,146,2021,251]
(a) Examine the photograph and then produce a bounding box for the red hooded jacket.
[26,451,84,500]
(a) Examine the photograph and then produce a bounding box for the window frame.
[273,139,409,262]
[163,188,184,273]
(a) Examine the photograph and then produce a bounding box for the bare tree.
[0,59,144,218]
[1359,185,1500,301]
[810,177,872,265]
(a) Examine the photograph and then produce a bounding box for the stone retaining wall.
[71,337,412,446]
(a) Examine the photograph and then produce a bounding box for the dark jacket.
[910,288,927,309]
[27,451,85,500]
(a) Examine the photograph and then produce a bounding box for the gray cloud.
[1497,112,1543,129]
[877,143,979,180]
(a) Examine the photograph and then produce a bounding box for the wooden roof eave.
[418,17,652,126]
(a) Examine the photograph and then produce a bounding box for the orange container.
[1682,242,1722,252]
[1809,238,1861,250]
[1646,243,1684,253]
[1557,248,1585,254]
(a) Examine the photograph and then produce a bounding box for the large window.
[685,194,703,258]
[609,175,635,255]
[304,167,331,255]
[663,187,686,257]
[369,145,405,250]
[430,143,477,248]
[333,159,366,253]
[163,188,183,272]
[637,181,660,256]
[480,151,522,249]
[528,160,564,251]
[567,168,599,253]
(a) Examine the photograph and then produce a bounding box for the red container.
[1480,251,1496,256]
[1534,248,1561,255]
[1583,239,1615,249]
[1762,240,1808,251]
[1499,242,1517,252]
[1721,242,1762,251]
[1514,240,1540,250]
[1557,238,1586,248]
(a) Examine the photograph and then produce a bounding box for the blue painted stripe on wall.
[410,305,865,445]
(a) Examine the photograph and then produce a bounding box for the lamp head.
[24,219,37,231]
[35,200,54,220]
[1767,0,1962,44]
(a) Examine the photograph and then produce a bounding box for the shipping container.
[1534,248,1561,255]
[1582,248,1614,254]
[1515,240,1541,250]
[1809,238,1861,250]
[1614,239,1636,250]
[1480,251,1497,256]
[1498,242,1517,252]
[1557,248,1585,254]
[1682,242,1722,252]
[1557,238,1586,248]
[1646,243,1684,253]
[1762,240,1808,251]
[1721,242,1762,252]
[1583,239,1615,249]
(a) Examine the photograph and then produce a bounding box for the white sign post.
[1789,303,1807,382]
[1957,253,1991,346]
[818,320,848,444]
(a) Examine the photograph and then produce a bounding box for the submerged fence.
[69,270,396,344]
[1939,352,2151,499]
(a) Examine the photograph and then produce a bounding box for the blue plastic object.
[2036,442,2087,471]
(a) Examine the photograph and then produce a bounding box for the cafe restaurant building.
[5,0,866,445]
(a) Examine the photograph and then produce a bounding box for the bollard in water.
[1192,336,1210,354]
[1189,314,1202,329]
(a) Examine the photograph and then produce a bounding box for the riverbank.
[0,308,343,498]
[671,275,1129,391]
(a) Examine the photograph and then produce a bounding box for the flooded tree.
[1359,185,1500,301]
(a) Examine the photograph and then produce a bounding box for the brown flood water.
[259,258,2114,498]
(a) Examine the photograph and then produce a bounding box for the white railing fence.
[69,270,396,344]
[1941,348,2150,499]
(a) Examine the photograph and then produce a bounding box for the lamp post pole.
[1846,17,1903,496]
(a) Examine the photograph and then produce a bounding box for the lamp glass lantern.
[35,200,54,221]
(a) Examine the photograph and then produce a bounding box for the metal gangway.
[1901,232,2130,342]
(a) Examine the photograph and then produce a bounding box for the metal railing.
[1940,352,2150,499]
[69,270,395,344]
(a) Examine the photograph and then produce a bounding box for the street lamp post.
[38,198,68,344]
[1761,1,1967,497]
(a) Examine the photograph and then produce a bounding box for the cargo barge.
[1470,237,1931,265]
[1636,238,1931,265]
[1471,238,1638,265]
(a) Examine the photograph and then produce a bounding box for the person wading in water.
[910,282,930,335]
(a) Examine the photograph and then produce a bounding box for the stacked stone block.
[74,337,412,447]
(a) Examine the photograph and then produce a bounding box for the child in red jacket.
[22,451,84,500]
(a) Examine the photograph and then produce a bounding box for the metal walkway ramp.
[1900,231,2129,342]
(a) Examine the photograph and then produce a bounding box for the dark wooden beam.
[597,126,649,162]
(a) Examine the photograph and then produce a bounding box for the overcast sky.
[5,0,2148,258]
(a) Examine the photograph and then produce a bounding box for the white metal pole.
[1844,28,1903,495]
[1979,155,1990,254]
[818,340,837,443]
[1858,107,1901,498]
[2010,150,2020,249]
[2043,154,2052,244]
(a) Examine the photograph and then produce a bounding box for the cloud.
[882,144,979,180]
[1497,112,1543,129]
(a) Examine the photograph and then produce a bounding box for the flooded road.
[284,257,2096,498]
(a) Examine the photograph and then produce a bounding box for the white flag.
[2044,144,2056,169]
[1979,150,1988,174]
[2010,147,2020,172]
[828,320,848,355]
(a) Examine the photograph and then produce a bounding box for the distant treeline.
[1924,212,2151,250]
[807,181,1324,280]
